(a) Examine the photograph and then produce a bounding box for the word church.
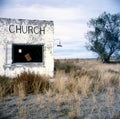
[9,25,46,34]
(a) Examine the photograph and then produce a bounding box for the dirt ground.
[0,87,120,119]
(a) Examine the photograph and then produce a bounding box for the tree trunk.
[102,56,110,63]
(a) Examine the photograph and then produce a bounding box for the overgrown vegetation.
[54,59,81,73]
[1,59,120,118]
[0,76,12,97]
[0,72,50,99]
[0,59,120,99]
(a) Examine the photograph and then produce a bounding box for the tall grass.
[1,59,120,119]
[53,71,67,93]
[54,59,120,96]
[0,59,120,99]
[0,76,12,98]
[0,72,50,99]
[13,72,50,95]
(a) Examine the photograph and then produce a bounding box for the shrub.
[54,60,81,74]
[13,72,50,97]
[0,76,12,97]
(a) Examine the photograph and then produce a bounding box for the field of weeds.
[0,59,120,119]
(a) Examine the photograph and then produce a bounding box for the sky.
[0,0,120,59]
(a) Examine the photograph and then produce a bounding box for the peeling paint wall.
[0,18,54,77]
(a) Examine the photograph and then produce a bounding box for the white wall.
[0,18,54,77]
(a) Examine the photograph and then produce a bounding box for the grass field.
[0,59,120,118]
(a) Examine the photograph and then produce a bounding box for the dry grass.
[0,72,50,99]
[1,59,120,98]
[54,59,120,97]
[13,72,50,95]
[0,76,12,99]
[53,71,67,93]
[1,59,120,118]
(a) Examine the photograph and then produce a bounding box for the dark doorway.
[12,44,43,63]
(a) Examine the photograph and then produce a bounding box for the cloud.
[0,0,119,59]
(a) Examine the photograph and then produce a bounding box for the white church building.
[0,18,54,77]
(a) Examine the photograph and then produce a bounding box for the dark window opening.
[12,44,43,63]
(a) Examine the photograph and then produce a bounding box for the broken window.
[12,44,43,63]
